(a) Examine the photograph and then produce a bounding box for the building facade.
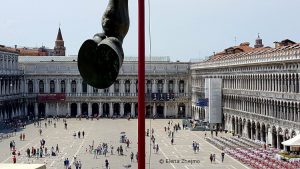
[19,56,191,119]
[191,39,300,149]
[0,47,24,120]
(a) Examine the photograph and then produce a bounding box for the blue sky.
[0,0,299,61]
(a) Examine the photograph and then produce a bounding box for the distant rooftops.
[206,38,299,62]
[0,45,19,54]
[19,56,172,63]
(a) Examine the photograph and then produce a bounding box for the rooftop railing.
[191,48,300,69]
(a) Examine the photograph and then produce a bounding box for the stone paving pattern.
[0,119,249,169]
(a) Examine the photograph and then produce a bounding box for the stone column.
[34,103,38,118]
[120,103,124,117]
[56,79,59,93]
[267,76,270,91]
[185,80,188,95]
[130,80,135,96]
[152,80,157,93]
[163,79,168,93]
[164,102,167,118]
[288,74,291,93]
[131,103,135,117]
[187,104,191,117]
[277,132,280,149]
[44,79,48,93]
[88,102,92,116]
[67,79,72,94]
[260,126,264,141]
[153,103,156,117]
[250,124,253,140]
[45,103,49,116]
[281,75,284,92]
[291,75,295,93]
[174,79,178,94]
[175,102,179,118]
[99,103,103,116]
[109,103,113,117]
[298,73,300,93]
[236,119,239,135]
[56,102,59,116]
[78,103,81,115]
[76,79,80,95]
[120,80,125,95]
[1,80,3,95]
[298,103,300,122]
[252,77,255,90]
[67,102,70,116]
[273,74,278,92]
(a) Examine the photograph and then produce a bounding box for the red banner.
[37,93,66,102]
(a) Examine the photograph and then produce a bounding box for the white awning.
[0,164,46,169]
[282,134,300,146]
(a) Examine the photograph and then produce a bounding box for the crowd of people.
[3,117,237,168]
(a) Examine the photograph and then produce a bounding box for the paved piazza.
[0,119,249,169]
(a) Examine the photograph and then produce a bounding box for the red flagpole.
[138,0,145,169]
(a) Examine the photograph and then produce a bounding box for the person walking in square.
[210,154,213,163]
[56,144,59,153]
[78,161,82,169]
[221,151,225,162]
[130,152,134,162]
[105,159,109,169]
[12,155,16,163]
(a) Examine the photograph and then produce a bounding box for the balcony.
[0,93,24,102]
[223,88,300,100]
[20,92,191,103]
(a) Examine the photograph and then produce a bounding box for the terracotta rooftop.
[206,39,299,62]
[0,45,19,54]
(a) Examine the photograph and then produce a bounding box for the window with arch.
[125,80,130,94]
[179,80,184,93]
[28,80,33,93]
[50,80,55,93]
[71,80,76,93]
[114,80,119,93]
[82,81,87,93]
[61,80,66,93]
[158,80,163,93]
[39,80,44,93]
[146,80,152,93]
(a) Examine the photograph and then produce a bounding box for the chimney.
[274,42,280,48]
[15,45,17,49]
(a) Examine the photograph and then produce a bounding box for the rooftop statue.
[78,0,129,89]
